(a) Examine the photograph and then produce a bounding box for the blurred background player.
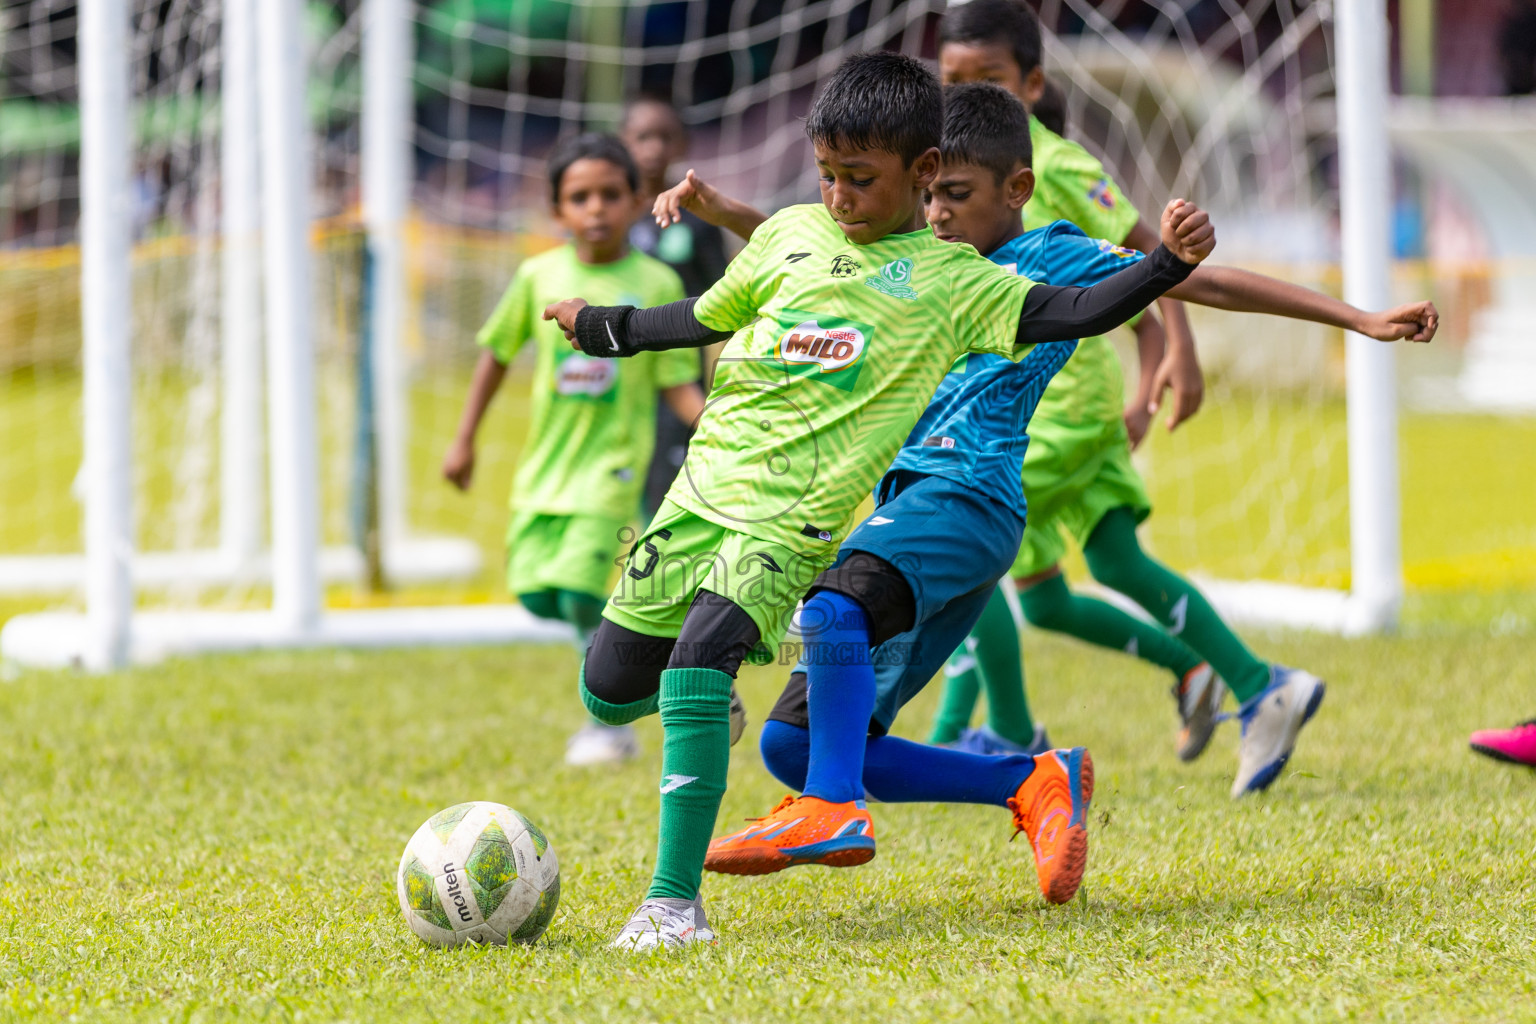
[620,97,730,520]
[441,133,704,768]
[933,0,1330,797]
[1030,75,1068,137]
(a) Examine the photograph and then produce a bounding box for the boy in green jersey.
[932,0,1332,795]
[442,134,705,768]
[541,52,1215,949]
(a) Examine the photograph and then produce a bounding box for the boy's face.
[621,102,687,186]
[939,41,1046,109]
[554,157,639,254]
[924,159,1035,257]
[813,141,940,245]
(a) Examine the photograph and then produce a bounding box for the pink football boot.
[1469,721,1536,767]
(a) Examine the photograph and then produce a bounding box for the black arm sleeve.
[572,297,733,358]
[1016,244,1197,345]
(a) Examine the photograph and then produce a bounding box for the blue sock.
[759,719,811,791]
[800,591,875,804]
[863,734,1034,807]
[760,719,1034,808]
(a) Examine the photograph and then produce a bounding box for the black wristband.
[572,304,638,358]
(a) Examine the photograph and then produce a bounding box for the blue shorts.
[772,470,1024,734]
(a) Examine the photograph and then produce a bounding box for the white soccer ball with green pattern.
[396,801,560,946]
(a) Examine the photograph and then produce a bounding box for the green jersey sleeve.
[475,261,537,365]
[692,214,777,333]
[946,245,1037,360]
[1025,118,1141,245]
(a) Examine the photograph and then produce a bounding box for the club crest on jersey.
[864,257,918,300]
[1094,238,1138,259]
[770,308,873,391]
[555,352,618,399]
[1087,178,1117,210]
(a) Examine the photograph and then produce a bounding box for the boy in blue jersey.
[660,84,1436,899]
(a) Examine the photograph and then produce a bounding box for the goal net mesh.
[1,0,1378,615]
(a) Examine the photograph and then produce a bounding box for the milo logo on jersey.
[770,308,873,391]
[554,352,618,400]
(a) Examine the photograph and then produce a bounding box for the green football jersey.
[1024,116,1143,435]
[477,245,697,516]
[683,203,1037,553]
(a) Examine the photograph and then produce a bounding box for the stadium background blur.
[2,0,1534,624]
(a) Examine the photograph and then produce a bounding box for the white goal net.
[2,0,1405,667]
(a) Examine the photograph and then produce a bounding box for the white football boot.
[1173,662,1225,762]
[564,723,639,766]
[1231,666,1326,798]
[611,896,716,951]
[729,688,748,747]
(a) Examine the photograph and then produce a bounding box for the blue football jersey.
[882,220,1146,517]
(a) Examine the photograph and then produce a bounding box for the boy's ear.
[1007,166,1036,210]
[911,147,942,190]
[1022,66,1046,108]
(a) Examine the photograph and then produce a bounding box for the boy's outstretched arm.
[442,349,507,490]
[543,297,733,356]
[1017,200,1215,345]
[652,169,769,243]
[1166,267,1439,342]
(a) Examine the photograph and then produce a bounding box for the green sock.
[647,667,732,901]
[578,661,659,725]
[970,585,1037,747]
[1020,572,1205,679]
[928,643,981,744]
[516,589,560,620]
[1083,506,1271,703]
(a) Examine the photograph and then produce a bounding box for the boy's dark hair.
[805,51,942,164]
[941,83,1033,182]
[547,132,639,203]
[1032,75,1067,135]
[939,0,1043,77]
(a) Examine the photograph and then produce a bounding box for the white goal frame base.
[1,603,572,670]
[0,536,481,596]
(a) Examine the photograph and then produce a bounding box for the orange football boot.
[1007,747,1094,904]
[704,794,875,875]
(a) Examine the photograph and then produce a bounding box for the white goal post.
[1,0,1402,671]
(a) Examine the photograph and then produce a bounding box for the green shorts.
[601,497,835,649]
[505,509,631,599]
[1013,418,1151,578]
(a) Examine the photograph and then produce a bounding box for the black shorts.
[805,548,917,648]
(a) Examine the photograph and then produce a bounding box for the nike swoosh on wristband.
[659,774,698,794]
[605,321,621,353]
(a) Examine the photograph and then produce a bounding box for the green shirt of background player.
[441,133,705,767]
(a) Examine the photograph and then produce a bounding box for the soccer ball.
[396,801,560,946]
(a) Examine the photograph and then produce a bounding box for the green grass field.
[3,603,1535,1022]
